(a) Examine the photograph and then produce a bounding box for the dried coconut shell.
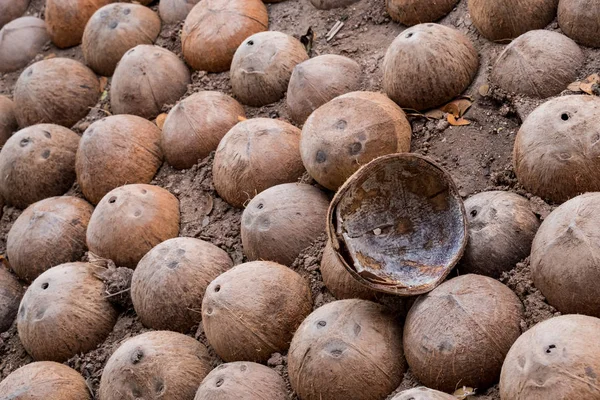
[45,0,112,48]
[0,95,17,146]
[558,0,600,48]
[387,0,458,26]
[0,0,30,29]
[0,267,23,332]
[0,17,50,73]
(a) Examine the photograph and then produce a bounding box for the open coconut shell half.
[327,153,467,296]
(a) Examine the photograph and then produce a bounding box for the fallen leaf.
[237,115,247,122]
[43,53,56,60]
[567,81,582,92]
[155,113,167,129]
[448,114,471,126]
[99,76,108,92]
[478,84,490,96]
[441,103,460,117]
[454,386,475,399]
[442,98,472,117]
[100,90,108,101]
[424,109,445,119]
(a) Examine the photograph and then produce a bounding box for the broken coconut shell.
[45,0,112,48]
[558,0,600,48]
[327,153,468,296]
[0,266,23,332]
[310,0,361,9]
[387,0,459,26]
[0,0,29,29]
[159,0,200,24]
[0,17,50,73]
[0,95,17,146]
[391,387,456,400]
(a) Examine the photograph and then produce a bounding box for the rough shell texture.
[383,23,479,110]
[404,274,524,392]
[83,3,162,77]
[17,262,118,362]
[14,58,100,128]
[0,362,91,400]
[241,183,330,266]
[46,0,112,48]
[231,31,308,106]
[391,387,455,400]
[310,0,360,9]
[492,30,584,98]
[469,0,559,42]
[500,314,600,400]
[181,0,268,72]
[99,331,212,400]
[76,114,163,205]
[213,118,304,208]
[0,17,50,73]
[300,91,412,190]
[0,0,29,29]
[111,45,191,119]
[327,153,467,296]
[159,0,200,24]
[162,91,245,170]
[7,196,94,282]
[202,261,313,362]
[0,95,17,146]
[132,237,233,332]
[387,0,458,26]
[459,191,539,278]
[558,0,600,47]
[0,267,23,332]
[513,95,600,203]
[194,361,288,400]
[288,299,405,400]
[0,124,80,209]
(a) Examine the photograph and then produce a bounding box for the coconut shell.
[86,184,180,269]
[213,118,305,208]
[231,31,308,107]
[459,191,540,278]
[387,0,458,26]
[558,0,600,48]
[300,91,412,190]
[182,0,268,72]
[99,331,212,400]
[0,267,23,332]
[241,183,330,266]
[0,0,29,29]
[513,95,600,203]
[0,362,91,400]
[202,261,313,362]
[391,387,456,400]
[46,0,112,48]
[111,45,191,119]
[162,91,245,170]
[288,299,405,400]
[0,124,80,209]
[194,362,288,400]
[14,58,100,128]
[131,237,233,332]
[0,17,50,73]
[7,196,94,282]
[159,0,200,24]
[310,0,361,9]
[0,95,17,146]
[500,314,600,400]
[404,274,523,392]
[76,115,163,205]
[83,3,162,77]
[17,262,118,362]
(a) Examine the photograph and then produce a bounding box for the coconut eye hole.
[41,150,50,159]
[43,130,51,138]
[20,138,30,147]
[123,7,131,14]
[317,320,326,328]
[41,282,49,290]
[470,209,477,217]
[214,285,221,292]
[561,113,570,121]
[141,189,147,194]
[545,344,556,354]
[216,378,224,387]
[247,40,254,46]
[405,32,414,38]
[257,203,264,210]
[109,196,117,204]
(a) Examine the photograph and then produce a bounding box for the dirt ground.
[0,0,594,398]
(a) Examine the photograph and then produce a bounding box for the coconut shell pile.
[3,0,600,399]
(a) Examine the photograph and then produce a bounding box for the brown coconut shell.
[387,0,458,26]
[0,124,80,209]
[162,91,245,170]
[0,0,29,29]
[111,45,190,119]
[83,3,162,77]
[213,118,305,208]
[0,95,17,146]
[0,362,91,400]
[46,0,112,48]
[17,262,118,362]
[558,0,600,48]
[202,261,313,362]
[230,31,308,107]
[86,184,180,269]
[182,0,268,72]
[0,17,50,73]
[288,299,405,400]
[492,30,584,99]
[0,267,23,332]
[131,237,233,333]
[7,196,94,282]
[300,91,412,190]
[391,387,456,400]
[241,183,330,266]
[99,331,212,400]
[383,23,479,110]
[159,0,200,24]
[194,361,288,400]
[76,115,163,205]
[500,314,600,400]
[14,58,100,128]
[310,0,361,9]
[513,95,600,203]
[459,191,540,278]
[404,274,524,392]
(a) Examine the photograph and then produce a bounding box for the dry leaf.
[567,81,582,92]
[99,76,108,92]
[441,103,460,117]
[43,53,56,60]
[478,84,490,96]
[424,109,445,119]
[442,99,472,117]
[448,114,471,126]
[237,115,247,122]
[454,386,475,399]
[155,113,167,129]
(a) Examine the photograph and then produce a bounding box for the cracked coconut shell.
[99,331,212,400]
[17,262,118,362]
[162,91,245,170]
[559,0,600,48]
[383,23,479,111]
[0,124,79,209]
[288,299,406,400]
[0,17,50,73]
[387,0,458,26]
[391,387,456,400]
[0,0,29,29]
[403,274,524,392]
[159,0,200,24]
[300,91,412,191]
[76,115,163,205]
[0,95,17,146]
[0,267,23,332]
[86,184,180,269]
[83,3,161,77]
[310,0,361,9]
[7,196,94,282]
[111,45,190,119]
[202,261,312,362]
[46,0,112,48]
[182,0,268,72]
[213,118,304,208]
